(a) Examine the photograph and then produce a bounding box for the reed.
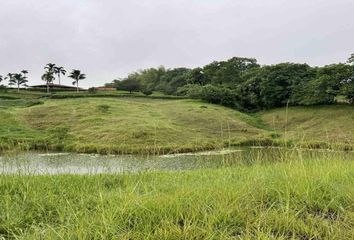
[0,150,353,239]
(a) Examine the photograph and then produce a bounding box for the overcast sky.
[0,0,353,87]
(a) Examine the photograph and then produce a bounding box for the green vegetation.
[260,105,354,149]
[107,55,354,111]
[1,93,353,154]
[1,60,354,239]
[14,98,269,154]
[0,151,353,239]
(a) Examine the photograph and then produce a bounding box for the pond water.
[0,148,353,175]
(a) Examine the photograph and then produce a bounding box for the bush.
[201,85,240,109]
[176,84,203,98]
[142,89,153,96]
[117,79,141,93]
[88,87,97,94]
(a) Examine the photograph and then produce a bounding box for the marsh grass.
[0,149,353,239]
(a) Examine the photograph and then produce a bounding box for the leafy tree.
[137,66,166,92]
[157,68,190,95]
[41,72,55,93]
[116,78,140,93]
[340,55,354,103]
[68,70,86,92]
[258,63,314,108]
[54,66,66,86]
[176,84,203,98]
[235,69,263,111]
[9,73,28,92]
[201,84,240,109]
[186,68,208,86]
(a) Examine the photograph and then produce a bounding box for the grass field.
[1,97,271,154]
[1,91,354,153]
[1,92,354,239]
[0,151,353,239]
[261,105,354,148]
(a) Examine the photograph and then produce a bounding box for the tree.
[54,66,66,86]
[68,69,86,92]
[348,54,354,65]
[0,75,3,83]
[258,63,314,108]
[45,63,56,73]
[186,68,208,86]
[8,73,28,92]
[157,68,190,95]
[116,79,140,93]
[41,72,55,93]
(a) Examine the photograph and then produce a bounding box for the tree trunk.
[77,81,79,93]
[17,84,19,92]
[58,75,61,86]
[47,82,49,93]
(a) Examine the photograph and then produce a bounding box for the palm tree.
[54,66,66,86]
[45,63,56,74]
[4,73,13,81]
[0,75,3,83]
[68,69,86,92]
[8,73,28,92]
[41,72,55,93]
[5,73,14,88]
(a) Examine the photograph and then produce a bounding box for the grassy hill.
[260,105,354,149]
[1,92,354,153]
[1,97,270,154]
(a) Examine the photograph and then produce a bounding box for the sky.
[0,0,353,88]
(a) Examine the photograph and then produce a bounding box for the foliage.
[68,69,86,92]
[116,78,141,93]
[105,54,354,111]
[176,84,203,98]
[201,84,240,109]
[8,73,28,92]
[54,66,66,85]
[0,155,353,239]
[88,87,97,94]
[141,89,153,96]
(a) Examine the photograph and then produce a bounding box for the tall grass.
[0,150,353,239]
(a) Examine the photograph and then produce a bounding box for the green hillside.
[1,95,354,153]
[260,105,354,148]
[1,97,269,154]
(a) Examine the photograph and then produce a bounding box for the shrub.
[142,89,153,96]
[88,87,97,94]
[201,85,240,109]
[176,84,203,98]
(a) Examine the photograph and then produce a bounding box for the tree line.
[0,64,86,93]
[107,54,354,111]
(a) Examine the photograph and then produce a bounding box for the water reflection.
[0,148,353,175]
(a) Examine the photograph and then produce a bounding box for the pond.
[0,147,353,175]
